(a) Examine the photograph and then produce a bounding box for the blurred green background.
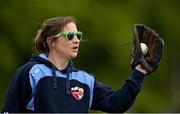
[0,0,180,112]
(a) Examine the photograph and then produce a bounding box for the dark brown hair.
[33,16,76,54]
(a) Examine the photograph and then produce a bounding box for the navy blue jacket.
[2,54,145,113]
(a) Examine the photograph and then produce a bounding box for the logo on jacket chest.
[71,86,84,100]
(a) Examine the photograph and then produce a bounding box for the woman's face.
[52,22,80,59]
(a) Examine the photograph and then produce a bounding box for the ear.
[47,37,55,49]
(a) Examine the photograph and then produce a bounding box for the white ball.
[140,43,148,55]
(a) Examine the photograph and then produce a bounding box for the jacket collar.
[30,53,75,72]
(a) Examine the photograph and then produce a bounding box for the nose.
[72,36,80,44]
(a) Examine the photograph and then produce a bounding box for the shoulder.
[8,61,39,90]
[14,61,39,78]
[71,69,96,86]
[29,63,51,76]
[72,69,96,79]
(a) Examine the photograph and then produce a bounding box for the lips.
[72,46,78,49]
[71,46,79,52]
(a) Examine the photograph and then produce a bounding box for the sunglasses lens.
[67,33,74,40]
[77,33,82,40]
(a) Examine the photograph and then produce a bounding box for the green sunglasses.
[54,31,82,41]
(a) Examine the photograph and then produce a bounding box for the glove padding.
[131,24,164,74]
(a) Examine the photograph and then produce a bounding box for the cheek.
[54,39,70,52]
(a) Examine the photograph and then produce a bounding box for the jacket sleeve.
[1,63,34,113]
[90,69,145,113]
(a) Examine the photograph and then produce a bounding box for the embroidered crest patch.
[71,86,84,100]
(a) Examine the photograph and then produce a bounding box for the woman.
[2,16,147,113]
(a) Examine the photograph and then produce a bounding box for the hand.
[135,64,148,75]
[131,24,164,74]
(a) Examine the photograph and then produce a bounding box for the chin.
[69,53,78,59]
